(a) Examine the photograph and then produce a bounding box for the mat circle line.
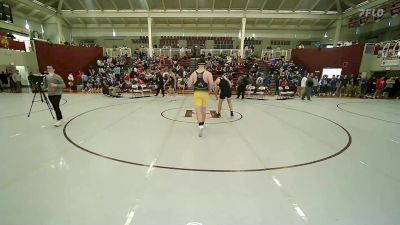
[63,100,352,172]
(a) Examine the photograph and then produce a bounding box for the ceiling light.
[25,20,30,30]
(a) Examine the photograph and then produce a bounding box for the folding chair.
[285,86,294,99]
[255,86,267,100]
[277,86,287,100]
[245,85,256,99]
[131,84,142,97]
[141,84,151,96]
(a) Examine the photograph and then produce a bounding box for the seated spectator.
[67,72,74,91]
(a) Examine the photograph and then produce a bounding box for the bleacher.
[132,36,149,44]
[213,37,234,49]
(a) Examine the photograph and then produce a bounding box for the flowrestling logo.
[359,8,385,18]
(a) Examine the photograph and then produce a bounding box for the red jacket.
[376,78,385,89]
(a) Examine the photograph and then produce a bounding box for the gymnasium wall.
[291,44,365,76]
[0,48,39,85]
[34,40,103,80]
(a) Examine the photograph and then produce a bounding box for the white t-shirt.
[301,77,307,87]
[68,74,74,81]
[12,72,21,82]
[256,77,263,85]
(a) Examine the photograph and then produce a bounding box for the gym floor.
[0,93,399,225]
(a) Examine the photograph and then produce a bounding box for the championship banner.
[391,0,400,16]
[359,14,368,26]
[348,17,359,28]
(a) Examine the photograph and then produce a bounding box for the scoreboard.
[0,2,13,23]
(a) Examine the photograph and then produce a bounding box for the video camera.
[28,74,46,93]
[27,73,54,119]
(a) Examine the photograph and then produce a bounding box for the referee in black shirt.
[215,74,234,117]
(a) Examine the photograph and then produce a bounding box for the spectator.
[360,75,368,98]
[302,75,313,101]
[0,71,7,92]
[374,76,385,99]
[300,75,307,97]
[236,74,249,99]
[67,72,74,91]
[383,77,395,98]
[330,75,338,96]
[393,77,400,99]
[352,74,361,97]
[11,70,22,93]
[312,75,319,96]
[346,75,354,97]
[81,72,89,92]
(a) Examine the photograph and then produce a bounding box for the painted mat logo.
[359,8,385,17]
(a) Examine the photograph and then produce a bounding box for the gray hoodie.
[46,73,66,96]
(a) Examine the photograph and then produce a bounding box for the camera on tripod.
[28,74,46,93]
[27,74,54,119]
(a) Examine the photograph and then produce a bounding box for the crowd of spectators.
[41,49,400,100]
[65,53,194,97]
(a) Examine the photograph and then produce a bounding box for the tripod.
[28,84,55,119]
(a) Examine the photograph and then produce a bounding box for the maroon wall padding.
[34,40,103,80]
[0,39,26,51]
[291,44,365,75]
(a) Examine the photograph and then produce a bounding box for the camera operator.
[45,65,66,127]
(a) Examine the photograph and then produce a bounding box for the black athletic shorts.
[220,92,232,99]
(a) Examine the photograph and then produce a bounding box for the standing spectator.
[275,74,280,95]
[299,75,307,97]
[367,77,376,96]
[346,75,354,97]
[319,75,330,96]
[360,75,368,98]
[167,69,177,96]
[0,71,6,92]
[9,71,16,92]
[302,75,313,101]
[12,70,22,93]
[374,76,385,99]
[353,74,361,97]
[81,72,89,92]
[45,65,66,127]
[393,77,400,99]
[338,75,348,97]
[154,70,165,97]
[383,77,395,98]
[330,75,338,96]
[236,74,249,99]
[312,75,319,96]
